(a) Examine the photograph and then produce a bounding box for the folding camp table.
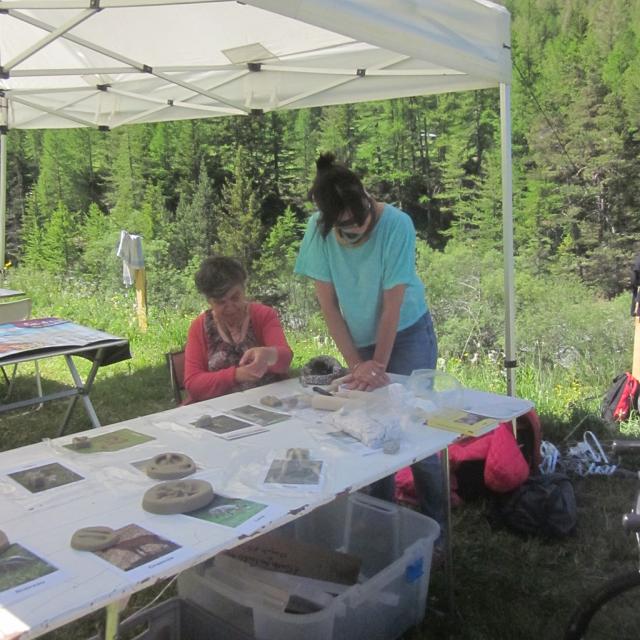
[0,289,24,300]
[0,318,130,434]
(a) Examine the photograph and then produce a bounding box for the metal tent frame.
[0,0,516,394]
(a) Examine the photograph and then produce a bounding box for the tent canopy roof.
[0,0,511,130]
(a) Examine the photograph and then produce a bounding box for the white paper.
[459,389,534,420]
[0,542,65,606]
[184,495,287,536]
[89,523,195,584]
[262,458,325,492]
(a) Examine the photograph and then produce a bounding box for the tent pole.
[0,136,6,277]
[500,83,516,396]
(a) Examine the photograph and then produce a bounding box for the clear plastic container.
[178,493,439,640]
[87,597,252,640]
[406,369,463,410]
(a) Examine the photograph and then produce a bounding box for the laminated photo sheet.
[48,428,162,470]
[217,446,322,498]
[151,412,265,441]
[0,460,91,511]
[152,403,290,441]
[87,522,196,584]
[190,413,268,440]
[184,494,287,536]
[227,404,291,427]
[60,428,156,455]
[0,540,66,606]
[262,450,326,493]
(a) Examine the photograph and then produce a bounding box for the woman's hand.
[343,359,389,391]
[238,347,278,379]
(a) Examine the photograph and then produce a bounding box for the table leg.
[103,597,133,640]
[104,602,120,640]
[442,447,455,615]
[58,352,104,436]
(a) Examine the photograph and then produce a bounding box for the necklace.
[334,200,381,248]
[213,305,250,345]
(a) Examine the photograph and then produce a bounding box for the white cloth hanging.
[116,230,144,286]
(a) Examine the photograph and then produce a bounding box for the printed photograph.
[187,495,268,528]
[0,543,57,593]
[327,431,361,445]
[92,524,180,572]
[229,405,289,426]
[63,428,155,453]
[264,459,323,486]
[9,462,84,493]
[0,341,41,354]
[456,411,488,425]
[192,413,255,434]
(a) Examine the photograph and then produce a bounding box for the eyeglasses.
[333,198,373,229]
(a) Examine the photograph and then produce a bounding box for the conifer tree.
[20,192,44,269]
[78,203,120,282]
[213,147,262,271]
[39,201,75,272]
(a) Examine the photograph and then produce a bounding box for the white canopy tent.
[0,0,517,392]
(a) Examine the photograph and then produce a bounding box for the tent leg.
[0,118,7,275]
[500,83,516,396]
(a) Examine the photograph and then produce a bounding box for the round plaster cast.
[142,479,214,515]
[194,415,214,429]
[71,526,120,551]
[71,436,91,449]
[260,395,282,407]
[146,452,196,480]
[0,530,9,553]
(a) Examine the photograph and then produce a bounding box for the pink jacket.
[448,422,530,494]
[183,302,293,403]
[396,410,540,505]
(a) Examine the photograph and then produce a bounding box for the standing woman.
[294,153,442,524]
[184,256,293,403]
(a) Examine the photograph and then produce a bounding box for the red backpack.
[601,372,639,423]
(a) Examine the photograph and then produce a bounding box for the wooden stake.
[134,268,148,332]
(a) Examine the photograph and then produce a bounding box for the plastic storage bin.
[87,597,252,640]
[178,493,440,640]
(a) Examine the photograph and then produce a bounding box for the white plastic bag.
[330,384,410,448]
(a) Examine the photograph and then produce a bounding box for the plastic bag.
[330,384,410,448]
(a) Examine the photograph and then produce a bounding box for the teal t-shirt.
[294,204,427,347]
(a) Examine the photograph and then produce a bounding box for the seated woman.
[184,256,293,403]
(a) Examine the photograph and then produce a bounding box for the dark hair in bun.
[316,152,337,173]
[309,152,368,237]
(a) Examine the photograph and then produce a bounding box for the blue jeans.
[359,312,444,525]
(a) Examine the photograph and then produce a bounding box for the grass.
[1,273,639,639]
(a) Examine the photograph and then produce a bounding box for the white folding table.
[0,377,531,639]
